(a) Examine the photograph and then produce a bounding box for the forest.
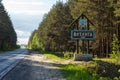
[28,0,120,57]
[0,2,17,51]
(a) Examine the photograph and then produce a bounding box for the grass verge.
[60,64,97,80]
[94,58,115,63]
[43,52,66,61]
[42,52,119,80]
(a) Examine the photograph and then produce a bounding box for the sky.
[2,0,67,45]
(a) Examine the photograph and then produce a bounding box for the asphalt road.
[1,52,65,80]
[0,49,29,80]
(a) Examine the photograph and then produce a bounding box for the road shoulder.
[2,52,65,80]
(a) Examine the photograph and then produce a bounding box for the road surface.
[0,49,29,79]
[1,51,65,80]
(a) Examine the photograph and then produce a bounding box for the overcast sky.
[2,0,66,45]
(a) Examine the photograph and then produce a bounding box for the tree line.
[0,3,17,51]
[28,0,120,57]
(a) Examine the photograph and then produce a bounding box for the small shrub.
[98,77,111,80]
[64,52,74,59]
[113,77,120,80]
[61,64,97,80]
[110,34,120,65]
[110,52,120,64]
[96,61,120,79]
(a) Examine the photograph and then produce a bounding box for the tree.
[36,1,73,52]
[28,0,120,58]
[114,0,120,40]
[112,34,119,54]
[0,3,17,51]
[28,30,44,51]
[114,0,120,17]
[111,34,120,64]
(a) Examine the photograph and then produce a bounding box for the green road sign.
[71,30,95,40]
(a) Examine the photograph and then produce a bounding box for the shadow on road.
[2,53,65,80]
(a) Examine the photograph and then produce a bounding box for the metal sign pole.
[80,15,86,54]
[87,19,90,54]
[76,40,79,54]
[76,21,79,54]
[82,27,85,54]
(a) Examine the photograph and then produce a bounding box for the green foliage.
[114,0,120,17]
[1,42,20,51]
[28,30,44,51]
[43,53,64,61]
[0,3,17,51]
[110,34,120,64]
[28,0,120,58]
[43,52,119,80]
[28,1,74,52]
[112,34,119,54]
[61,64,112,80]
[98,77,111,80]
[2,42,10,51]
[61,64,94,80]
[113,77,120,80]
[64,52,74,59]
[14,45,20,49]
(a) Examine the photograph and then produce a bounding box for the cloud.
[16,29,31,44]
[12,15,42,32]
[3,1,44,5]
[3,0,67,15]
[15,29,30,38]
[2,0,67,44]
[10,10,47,15]
[17,38,29,44]
[3,0,49,15]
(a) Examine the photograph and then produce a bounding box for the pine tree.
[0,3,17,51]
[111,34,120,64]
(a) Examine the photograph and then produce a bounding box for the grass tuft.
[43,52,66,61]
[60,64,97,80]
[42,52,119,80]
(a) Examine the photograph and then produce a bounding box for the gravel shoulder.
[2,52,65,80]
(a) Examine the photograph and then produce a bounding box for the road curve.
[0,49,29,80]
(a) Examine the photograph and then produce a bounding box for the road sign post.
[87,19,90,54]
[79,16,86,54]
[70,13,95,61]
